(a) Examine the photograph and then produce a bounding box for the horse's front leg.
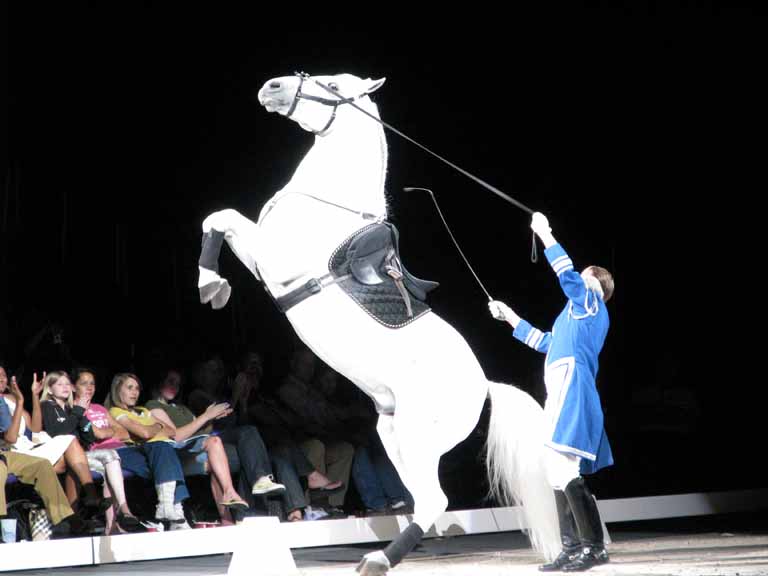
[198,209,260,309]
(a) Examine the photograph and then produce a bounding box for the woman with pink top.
[69,367,144,533]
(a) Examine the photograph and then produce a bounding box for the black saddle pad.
[328,223,436,329]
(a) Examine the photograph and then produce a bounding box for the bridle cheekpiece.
[286,72,367,136]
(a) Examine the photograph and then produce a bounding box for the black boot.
[539,490,581,572]
[80,483,113,519]
[562,477,609,572]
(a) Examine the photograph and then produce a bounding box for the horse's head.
[258,73,385,135]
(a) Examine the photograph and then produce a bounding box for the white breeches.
[543,446,581,490]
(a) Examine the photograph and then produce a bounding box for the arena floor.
[8,513,767,576]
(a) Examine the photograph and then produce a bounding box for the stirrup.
[385,251,413,317]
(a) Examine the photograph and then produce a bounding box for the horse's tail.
[486,381,560,561]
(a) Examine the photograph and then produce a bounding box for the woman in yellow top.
[105,373,191,530]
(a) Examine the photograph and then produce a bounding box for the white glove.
[530,212,556,248]
[488,300,520,327]
[530,212,551,236]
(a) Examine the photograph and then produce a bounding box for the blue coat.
[512,244,613,474]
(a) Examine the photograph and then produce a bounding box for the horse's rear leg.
[358,418,447,574]
[376,415,449,532]
[357,458,444,575]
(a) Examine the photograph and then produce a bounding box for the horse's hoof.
[198,267,231,308]
[355,550,390,575]
[210,280,231,309]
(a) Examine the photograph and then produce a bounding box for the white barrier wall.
[2,489,767,572]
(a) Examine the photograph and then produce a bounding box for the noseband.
[285,72,367,136]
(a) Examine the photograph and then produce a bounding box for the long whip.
[301,72,539,263]
[404,187,495,301]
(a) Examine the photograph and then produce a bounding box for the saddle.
[329,222,439,328]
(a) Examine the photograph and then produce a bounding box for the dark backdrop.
[2,3,761,504]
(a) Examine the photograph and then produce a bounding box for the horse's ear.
[364,77,386,95]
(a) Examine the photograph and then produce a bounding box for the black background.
[2,3,762,504]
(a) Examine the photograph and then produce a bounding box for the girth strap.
[275,273,350,313]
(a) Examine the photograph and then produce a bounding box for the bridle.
[285,72,369,136]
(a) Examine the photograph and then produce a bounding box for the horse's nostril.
[269,81,281,90]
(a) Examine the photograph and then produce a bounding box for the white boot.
[155,481,176,521]
[170,502,190,530]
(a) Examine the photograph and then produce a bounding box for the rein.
[296,72,540,264]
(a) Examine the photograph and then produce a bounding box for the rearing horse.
[197,72,559,574]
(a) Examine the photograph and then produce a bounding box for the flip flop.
[308,481,345,497]
[220,498,249,511]
[116,511,145,533]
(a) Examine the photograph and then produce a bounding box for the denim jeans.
[216,425,272,487]
[270,442,313,514]
[117,442,190,503]
[352,432,411,510]
[217,425,274,510]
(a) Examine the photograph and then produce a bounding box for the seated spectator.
[186,354,231,419]
[105,373,191,530]
[40,367,142,534]
[275,347,356,516]
[3,370,110,521]
[353,432,413,515]
[0,365,12,402]
[0,369,74,467]
[146,369,274,525]
[325,374,412,515]
[185,358,288,497]
[1,372,79,535]
[231,350,343,522]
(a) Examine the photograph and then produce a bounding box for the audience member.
[230,350,343,521]
[147,368,282,524]
[105,373,191,530]
[275,347,355,515]
[1,370,79,535]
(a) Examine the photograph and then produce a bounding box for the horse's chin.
[259,98,290,114]
[297,120,329,135]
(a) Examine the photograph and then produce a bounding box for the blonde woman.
[105,373,190,530]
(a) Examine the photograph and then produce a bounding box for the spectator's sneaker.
[324,506,347,519]
[140,520,164,532]
[51,518,72,540]
[389,500,413,514]
[251,475,286,496]
[168,518,191,531]
[304,506,329,521]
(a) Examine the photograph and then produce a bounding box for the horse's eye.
[329,83,339,91]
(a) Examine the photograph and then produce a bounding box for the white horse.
[198,72,559,574]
